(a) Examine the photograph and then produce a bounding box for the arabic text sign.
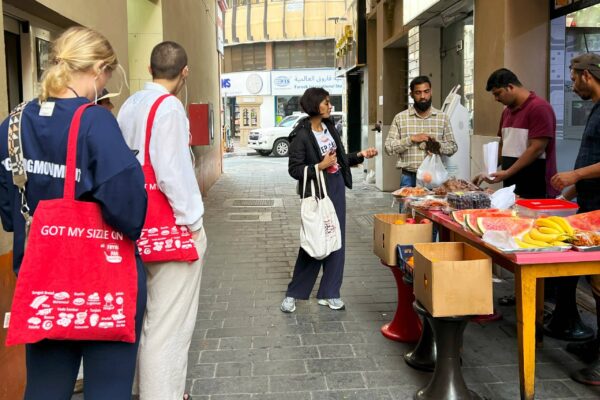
[271,69,344,96]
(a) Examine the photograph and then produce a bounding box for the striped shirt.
[384,106,457,172]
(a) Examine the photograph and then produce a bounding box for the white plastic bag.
[299,165,342,260]
[416,154,448,189]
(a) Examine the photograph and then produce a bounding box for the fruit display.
[567,210,600,231]
[447,191,491,210]
[476,217,534,238]
[515,216,575,249]
[451,209,514,226]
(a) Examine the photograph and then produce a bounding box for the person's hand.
[472,174,486,186]
[551,171,579,191]
[318,151,337,170]
[191,229,201,241]
[359,147,378,159]
[489,170,510,183]
[410,133,430,143]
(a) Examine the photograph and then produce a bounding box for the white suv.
[248,112,344,157]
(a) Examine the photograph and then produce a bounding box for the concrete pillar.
[473,0,549,136]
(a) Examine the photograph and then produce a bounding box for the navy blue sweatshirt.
[0,97,147,274]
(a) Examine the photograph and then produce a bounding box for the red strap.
[144,94,173,166]
[64,103,95,200]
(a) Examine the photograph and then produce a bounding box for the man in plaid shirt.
[384,76,458,188]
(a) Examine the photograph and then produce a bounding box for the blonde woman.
[0,27,147,399]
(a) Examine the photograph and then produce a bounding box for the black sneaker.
[566,339,600,363]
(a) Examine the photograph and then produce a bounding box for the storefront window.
[275,95,342,124]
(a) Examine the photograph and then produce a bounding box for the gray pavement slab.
[70,153,600,399]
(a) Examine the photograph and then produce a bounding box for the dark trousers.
[23,257,147,400]
[287,172,346,300]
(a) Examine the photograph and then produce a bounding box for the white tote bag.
[299,165,342,260]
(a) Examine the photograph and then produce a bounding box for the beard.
[413,98,432,112]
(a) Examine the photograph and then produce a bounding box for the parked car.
[248,111,344,157]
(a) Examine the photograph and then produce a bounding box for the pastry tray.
[572,245,600,252]
[492,245,572,254]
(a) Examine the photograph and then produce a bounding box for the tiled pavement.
[184,154,600,400]
[71,153,600,400]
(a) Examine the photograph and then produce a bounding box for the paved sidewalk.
[71,154,600,399]
[181,154,600,400]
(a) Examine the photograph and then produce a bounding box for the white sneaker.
[318,298,345,310]
[280,297,296,313]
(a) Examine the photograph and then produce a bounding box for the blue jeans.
[400,172,417,188]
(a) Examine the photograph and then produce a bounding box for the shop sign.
[270,69,344,95]
[403,0,441,25]
[220,71,271,97]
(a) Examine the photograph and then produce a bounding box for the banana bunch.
[516,216,575,248]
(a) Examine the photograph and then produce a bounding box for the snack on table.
[433,179,482,195]
[409,198,449,210]
[572,230,600,247]
[447,192,491,210]
[392,186,430,198]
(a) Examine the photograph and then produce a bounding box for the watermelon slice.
[462,210,515,235]
[567,210,600,231]
[477,217,535,238]
[452,209,499,226]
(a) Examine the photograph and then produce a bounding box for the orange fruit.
[422,172,432,184]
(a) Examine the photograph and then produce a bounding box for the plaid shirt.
[384,106,457,172]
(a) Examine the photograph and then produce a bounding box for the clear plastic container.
[515,199,579,218]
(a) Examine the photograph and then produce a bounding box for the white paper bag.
[483,142,499,177]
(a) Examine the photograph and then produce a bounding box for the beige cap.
[570,53,600,80]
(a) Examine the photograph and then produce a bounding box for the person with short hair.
[280,87,377,313]
[0,26,147,400]
[118,41,206,400]
[551,53,600,385]
[384,75,457,188]
[473,68,559,199]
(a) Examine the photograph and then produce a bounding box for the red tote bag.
[6,104,138,345]
[137,94,199,263]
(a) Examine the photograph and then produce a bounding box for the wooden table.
[415,210,600,400]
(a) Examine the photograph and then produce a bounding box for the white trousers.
[136,228,207,400]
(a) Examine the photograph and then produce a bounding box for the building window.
[224,43,267,72]
[274,40,334,69]
[235,0,262,5]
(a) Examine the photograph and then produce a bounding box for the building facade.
[222,0,347,146]
[362,0,599,191]
[0,1,222,398]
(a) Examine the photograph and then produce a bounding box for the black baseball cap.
[570,53,600,80]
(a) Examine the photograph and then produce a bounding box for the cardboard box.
[413,242,492,317]
[373,214,432,265]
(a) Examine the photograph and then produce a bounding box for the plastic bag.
[417,154,448,189]
[490,184,516,209]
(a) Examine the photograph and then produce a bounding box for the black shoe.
[571,360,600,386]
[543,312,595,341]
[566,339,599,363]
[498,295,515,306]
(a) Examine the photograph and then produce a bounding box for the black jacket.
[288,117,364,198]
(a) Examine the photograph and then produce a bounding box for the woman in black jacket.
[281,87,377,313]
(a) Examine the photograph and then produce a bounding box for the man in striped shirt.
[384,75,458,188]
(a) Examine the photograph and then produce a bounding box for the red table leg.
[380,260,423,342]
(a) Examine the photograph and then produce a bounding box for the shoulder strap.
[144,94,173,166]
[64,103,95,200]
[7,101,32,229]
[8,101,29,190]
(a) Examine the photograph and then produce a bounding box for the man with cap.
[551,52,600,385]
